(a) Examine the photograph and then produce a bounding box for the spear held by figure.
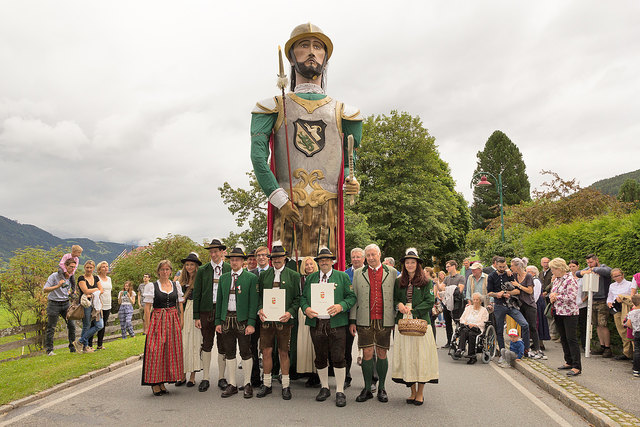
[277,46,299,271]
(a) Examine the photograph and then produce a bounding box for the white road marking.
[490,362,574,427]
[0,364,140,426]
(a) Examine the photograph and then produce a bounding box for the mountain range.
[0,215,132,264]
[590,168,640,196]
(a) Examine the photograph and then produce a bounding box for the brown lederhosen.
[221,312,252,360]
[309,318,346,369]
[200,307,225,355]
[259,280,292,352]
[356,319,392,350]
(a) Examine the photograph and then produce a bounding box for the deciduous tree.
[356,111,470,260]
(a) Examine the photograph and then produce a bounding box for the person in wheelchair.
[455,293,489,364]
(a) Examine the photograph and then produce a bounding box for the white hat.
[471,262,483,270]
[508,328,519,337]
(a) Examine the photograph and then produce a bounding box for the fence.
[0,308,144,362]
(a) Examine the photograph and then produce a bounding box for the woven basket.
[398,318,428,336]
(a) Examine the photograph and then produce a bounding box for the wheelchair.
[448,319,497,364]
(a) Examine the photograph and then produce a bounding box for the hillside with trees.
[590,168,640,196]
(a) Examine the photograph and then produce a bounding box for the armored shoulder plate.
[252,97,280,114]
[341,103,362,121]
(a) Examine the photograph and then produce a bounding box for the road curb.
[515,359,640,427]
[0,353,142,416]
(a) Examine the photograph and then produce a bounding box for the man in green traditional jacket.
[300,247,356,407]
[192,238,231,392]
[215,246,259,398]
[250,23,362,259]
[256,241,300,400]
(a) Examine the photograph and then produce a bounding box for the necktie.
[322,273,328,282]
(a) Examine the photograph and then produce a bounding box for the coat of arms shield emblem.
[293,119,326,157]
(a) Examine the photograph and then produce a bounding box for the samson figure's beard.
[295,60,323,80]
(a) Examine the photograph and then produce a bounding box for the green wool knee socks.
[376,357,388,390]
[362,358,374,390]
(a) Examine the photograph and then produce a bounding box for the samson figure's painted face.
[292,36,326,79]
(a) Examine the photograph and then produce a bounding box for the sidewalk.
[513,339,640,426]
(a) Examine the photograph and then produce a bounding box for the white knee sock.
[282,374,290,388]
[218,353,226,380]
[226,358,236,386]
[202,351,212,381]
[264,375,272,387]
[243,358,253,386]
[318,367,329,389]
[335,368,346,393]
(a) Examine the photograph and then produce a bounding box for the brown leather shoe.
[243,384,253,398]
[221,384,238,398]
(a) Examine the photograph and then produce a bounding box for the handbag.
[398,303,428,336]
[80,294,92,308]
[66,302,84,320]
[544,301,554,320]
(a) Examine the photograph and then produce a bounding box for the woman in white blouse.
[90,261,112,350]
[456,293,489,364]
[141,260,185,396]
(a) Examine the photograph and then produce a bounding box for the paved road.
[1,328,588,426]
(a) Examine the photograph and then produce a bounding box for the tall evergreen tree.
[471,130,531,229]
[356,111,470,260]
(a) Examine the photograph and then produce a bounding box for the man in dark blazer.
[215,246,259,398]
[193,238,231,392]
[256,241,300,400]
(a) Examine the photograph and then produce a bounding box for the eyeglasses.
[612,275,622,279]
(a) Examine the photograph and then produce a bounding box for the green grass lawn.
[0,335,145,405]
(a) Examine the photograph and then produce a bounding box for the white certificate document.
[263,288,286,322]
[311,283,334,319]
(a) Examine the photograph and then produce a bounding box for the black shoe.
[615,355,631,361]
[454,350,463,358]
[186,381,196,387]
[566,370,581,377]
[467,356,477,365]
[442,343,451,349]
[344,376,352,389]
[316,387,331,402]
[152,386,163,396]
[256,385,272,398]
[243,384,253,399]
[602,348,613,358]
[335,392,346,407]
[406,398,416,404]
[557,364,572,370]
[175,380,186,387]
[377,389,388,403]
[198,380,210,392]
[590,347,604,355]
[282,387,292,400]
[218,378,229,390]
[221,384,238,398]
[356,388,373,402]
[413,398,424,406]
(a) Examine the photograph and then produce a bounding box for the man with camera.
[486,256,529,366]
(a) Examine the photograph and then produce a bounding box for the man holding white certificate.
[256,241,300,400]
[300,247,356,407]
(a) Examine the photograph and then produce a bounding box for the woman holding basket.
[392,248,438,405]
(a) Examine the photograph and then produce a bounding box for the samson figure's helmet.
[285,23,333,91]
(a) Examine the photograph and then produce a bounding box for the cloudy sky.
[1,1,639,246]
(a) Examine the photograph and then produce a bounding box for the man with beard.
[251,23,362,262]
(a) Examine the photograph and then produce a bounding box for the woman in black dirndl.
[141,260,185,396]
